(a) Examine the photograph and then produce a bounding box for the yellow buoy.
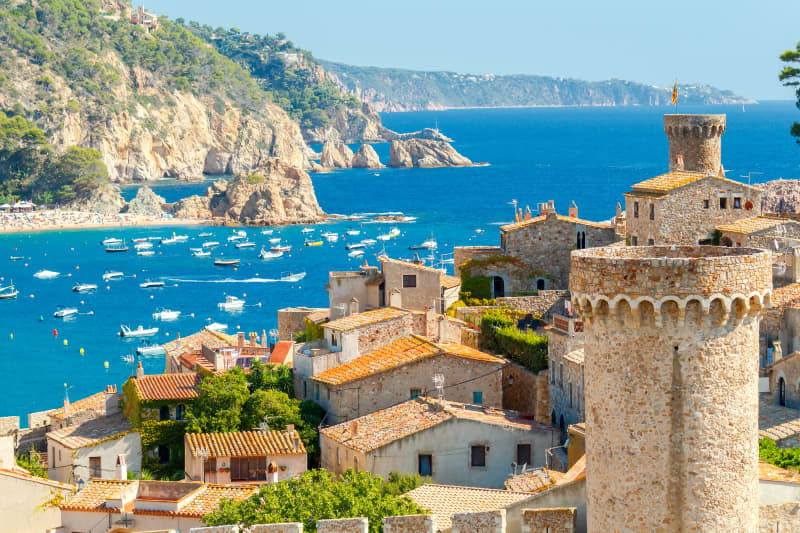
[9,333,13,340]
[63,339,68,346]
[79,348,85,355]
[104,361,109,368]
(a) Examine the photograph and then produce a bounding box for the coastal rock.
[172,158,325,225]
[388,139,472,168]
[305,102,398,143]
[395,127,453,142]
[320,141,354,169]
[760,179,800,214]
[123,186,166,216]
[68,183,126,215]
[351,144,385,169]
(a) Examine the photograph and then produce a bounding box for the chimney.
[261,329,268,348]
[569,201,578,219]
[176,332,181,351]
[616,202,622,217]
[286,423,295,434]
[63,392,71,420]
[412,253,421,265]
[214,350,225,371]
[136,361,144,379]
[351,420,358,436]
[674,154,685,170]
[773,341,783,364]
[540,200,556,217]
[349,297,359,316]
[237,332,245,349]
[249,332,256,347]
[115,455,127,480]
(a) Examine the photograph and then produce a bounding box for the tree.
[16,450,47,478]
[246,360,293,396]
[202,469,428,531]
[185,369,251,433]
[780,41,800,143]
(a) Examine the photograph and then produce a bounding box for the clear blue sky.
[150,0,800,100]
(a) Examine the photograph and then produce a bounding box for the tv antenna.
[740,171,763,187]
[433,373,445,404]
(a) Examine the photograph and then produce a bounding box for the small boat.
[206,322,228,332]
[281,272,306,282]
[301,227,314,233]
[0,282,18,299]
[198,232,213,237]
[9,256,24,261]
[134,242,153,250]
[202,241,220,248]
[259,248,283,259]
[227,235,245,242]
[346,242,365,250]
[322,232,339,242]
[174,235,189,242]
[161,237,179,244]
[72,283,98,293]
[34,270,59,279]
[218,295,245,311]
[137,343,165,356]
[304,240,323,247]
[214,258,240,266]
[346,230,361,236]
[235,241,256,249]
[348,250,365,258]
[235,230,247,237]
[377,234,391,241]
[192,250,211,257]
[105,241,129,253]
[131,238,148,243]
[147,236,162,241]
[103,271,123,282]
[102,237,122,246]
[54,307,79,318]
[139,280,165,289]
[137,250,155,257]
[271,245,291,253]
[119,324,159,337]
[260,229,274,235]
[389,227,401,237]
[152,309,181,321]
[409,238,437,251]
[269,238,282,244]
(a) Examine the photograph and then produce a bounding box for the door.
[493,276,504,298]
[779,377,787,407]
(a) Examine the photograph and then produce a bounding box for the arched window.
[779,377,787,407]
[551,410,556,426]
[536,278,546,291]
[576,231,586,250]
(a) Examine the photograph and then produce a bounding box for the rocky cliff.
[171,159,325,225]
[123,186,166,216]
[352,144,384,169]
[320,141,354,169]
[388,139,472,168]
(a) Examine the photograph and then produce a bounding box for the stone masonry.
[251,524,304,533]
[451,509,506,533]
[664,114,725,175]
[571,245,772,532]
[521,507,577,533]
[382,514,435,533]
[316,517,368,533]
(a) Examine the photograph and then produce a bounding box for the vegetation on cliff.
[780,40,800,143]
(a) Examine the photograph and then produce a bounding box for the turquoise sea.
[1,102,798,421]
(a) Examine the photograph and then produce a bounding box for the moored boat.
[9,256,24,261]
[54,306,78,318]
[348,249,365,258]
[34,270,59,279]
[304,239,323,247]
[206,322,228,332]
[301,227,314,233]
[235,241,256,249]
[136,342,165,356]
[139,280,165,289]
[102,237,122,246]
[202,241,220,248]
[259,248,283,259]
[103,271,123,282]
[271,245,291,253]
[119,324,159,337]
[345,242,365,250]
[137,250,155,257]
[72,283,98,293]
[105,240,129,253]
[152,309,181,321]
[268,237,282,244]
[218,295,245,311]
[198,232,213,237]
[0,281,18,299]
[280,271,306,282]
[134,242,153,250]
[214,258,240,266]
[192,250,211,257]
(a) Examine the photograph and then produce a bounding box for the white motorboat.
[214,258,240,266]
[132,238,147,243]
[301,227,314,233]
[235,241,255,249]
[105,241,129,253]
[137,250,155,257]
[9,256,24,261]
[161,237,179,244]
[192,250,211,257]
[361,239,377,246]
[271,245,291,253]
[72,283,97,293]
[54,307,79,318]
[227,235,245,242]
[102,237,122,245]
[259,248,283,259]
[198,232,213,237]
[346,230,361,236]
[260,229,274,235]
[218,295,245,311]
[348,250,365,258]
[0,282,18,299]
[281,272,306,282]
[103,271,123,282]
[322,232,339,242]
[153,309,181,321]
[410,238,437,250]
[136,343,165,356]
[377,234,391,241]
[147,236,162,241]
[119,325,159,337]
[345,242,365,250]
[202,241,220,248]
[206,322,228,332]
[34,270,59,279]
[139,280,165,289]
[134,242,153,250]
[174,235,188,242]
[389,227,401,237]
[268,237,281,244]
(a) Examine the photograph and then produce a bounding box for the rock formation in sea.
[171,159,325,225]
[68,183,126,215]
[320,141,354,169]
[351,144,385,169]
[388,139,472,168]
[759,179,800,214]
[305,102,398,143]
[123,186,166,216]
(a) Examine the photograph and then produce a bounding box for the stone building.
[570,245,772,532]
[624,114,762,246]
[546,315,585,434]
[310,335,507,423]
[454,200,620,293]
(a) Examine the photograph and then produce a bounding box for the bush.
[480,309,548,373]
[760,437,800,469]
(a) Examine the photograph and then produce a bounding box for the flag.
[672,82,678,106]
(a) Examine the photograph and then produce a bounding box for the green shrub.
[480,309,548,373]
[760,437,800,469]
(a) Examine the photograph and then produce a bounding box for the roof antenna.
[433,373,445,408]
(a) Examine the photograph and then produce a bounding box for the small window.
[410,388,421,400]
[559,364,564,387]
[326,388,330,400]
[159,405,170,421]
[647,239,655,246]
[314,384,320,401]
[703,199,710,209]
[473,391,483,405]
[719,197,727,209]
[419,454,432,476]
[517,444,531,466]
[176,404,185,420]
[649,203,655,220]
[403,275,417,288]
[633,201,639,218]
[89,456,101,478]
[470,445,486,467]
[331,334,337,347]
[568,383,573,407]
[733,197,742,209]
[630,236,638,246]
[536,278,546,291]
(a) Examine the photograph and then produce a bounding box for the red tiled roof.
[270,341,293,365]
[133,373,201,401]
[186,429,305,458]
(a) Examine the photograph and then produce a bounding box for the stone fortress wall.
[664,114,725,175]
[570,245,772,532]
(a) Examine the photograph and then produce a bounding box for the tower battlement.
[664,114,726,175]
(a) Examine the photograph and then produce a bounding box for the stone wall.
[0,416,19,435]
[277,307,326,341]
[663,114,725,175]
[451,509,506,533]
[498,291,570,317]
[454,246,504,277]
[251,524,304,533]
[317,517,368,533]
[339,313,414,359]
[548,348,584,432]
[521,507,577,533]
[502,362,549,422]
[770,352,800,409]
[720,220,800,249]
[382,514,434,533]
[571,245,772,533]
[381,259,444,312]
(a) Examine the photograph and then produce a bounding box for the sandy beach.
[0,209,206,235]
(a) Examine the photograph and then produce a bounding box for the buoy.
[53,329,58,337]
[107,286,110,290]
[9,333,13,340]
[243,293,247,297]
[190,313,195,317]
[63,339,68,346]
[29,294,34,298]
[75,266,79,270]
[80,300,84,305]
[150,295,154,299]
[165,332,170,336]
[89,311,94,315]
[79,348,84,355]
[39,315,43,322]
[234,267,238,271]
[104,361,109,368]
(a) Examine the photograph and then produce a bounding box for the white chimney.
[214,351,225,371]
[176,332,181,351]
[136,361,144,380]
[261,329,268,347]
[116,455,127,480]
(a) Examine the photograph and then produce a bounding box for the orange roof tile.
[380,255,447,275]
[133,373,201,401]
[186,429,306,458]
[324,307,409,332]
[500,213,614,232]
[167,483,257,517]
[48,390,113,419]
[311,336,505,386]
[46,412,131,450]
[716,216,790,235]
[60,479,132,512]
[503,469,563,493]
[759,462,800,484]
[163,328,237,359]
[441,274,461,289]
[629,170,708,193]
[561,454,586,483]
[0,468,74,491]
[270,341,294,365]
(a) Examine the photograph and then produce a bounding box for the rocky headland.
[388,139,472,168]
[123,186,167,216]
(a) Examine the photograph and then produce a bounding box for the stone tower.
[570,245,772,532]
[664,114,726,176]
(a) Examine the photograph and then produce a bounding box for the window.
[568,383,573,407]
[89,456,101,478]
[157,446,170,465]
[734,197,742,209]
[576,231,586,250]
[536,278,546,291]
[517,444,531,466]
[231,457,267,482]
[403,274,417,288]
[470,445,486,467]
[314,384,320,401]
[703,199,710,209]
[630,236,638,246]
[331,334,337,347]
[410,388,421,400]
[473,391,483,405]
[159,405,170,421]
[326,388,330,400]
[550,361,555,384]
[559,364,564,388]
[649,203,655,220]
[303,381,308,399]
[633,202,639,218]
[176,404,185,420]
[647,239,655,246]
[419,454,432,476]
[719,197,727,209]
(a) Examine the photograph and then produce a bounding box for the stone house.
[162,327,239,374]
[320,398,559,489]
[327,263,385,315]
[169,331,277,375]
[46,412,141,486]
[185,427,306,484]
[768,350,800,409]
[454,200,619,293]
[58,478,257,532]
[309,335,507,423]
[547,315,585,434]
[716,216,800,249]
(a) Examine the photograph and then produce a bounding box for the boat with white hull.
[218,295,245,311]
[103,271,124,282]
[72,283,98,293]
[34,270,59,279]
[54,307,79,318]
[119,325,159,338]
[153,309,181,321]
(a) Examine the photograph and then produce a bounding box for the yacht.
[409,237,437,251]
[377,234,391,241]
[345,242,365,250]
[202,241,220,248]
[281,272,306,282]
[72,283,98,293]
[134,241,153,250]
[361,239,377,246]
[268,237,282,245]
[227,235,245,242]
[137,250,155,257]
[260,229,274,235]
[152,309,181,321]
[147,236,162,241]
[139,280,165,289]
[218,295,245,311]
[101,237,122,246]
[54,307,79,318]
[119,325,159,337]
[198,232,213,238]
[102,271,123,282]
[131,238,148,243]
[0,282,18,299]
[136,342,165,356]
[346,229,361,236]
[348,249,365,258]
[259,248,283,259]
[192,250,211,257]
[389,227,401,237]
[105,240,129,253]
[34,270,59,279]
[9,256,24,261]
[160,236,180,244]
[322,232,339,242]
[235,241,256,249]
[301,227,314,234]
[214,258,240,266]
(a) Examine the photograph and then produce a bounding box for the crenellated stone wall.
[316,517,368,533]
[451,509,506,533]
[382,514,435,533]
[521,507,577,533]
[570,245,772,533]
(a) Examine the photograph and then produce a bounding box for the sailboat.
[0,281,18,299]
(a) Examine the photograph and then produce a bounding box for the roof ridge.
[412,483,534,495]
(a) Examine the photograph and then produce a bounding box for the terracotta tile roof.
[501,213,614,231]
[770,282,800,310]
[321,398,551,453]
[323,307,409,332]
[163,328,237,359]
[503,469,563,493]
[133,373,201,401]
[716,216,790,235]
[166,483,257,517]
[380,255,447,275]
[404,484,534,531]
[178,351,215,373]
[269,341,294,365]
[46,412,131,450]
[629,170,708,193]
[561,454,586,483]
[60,479,132,512]
[759,462,800,484]
[441,275,461,289]
[48,390,113,419]
[303,308,330,324]
[186,429,306,458]
[311,336,505,386]
[0,468,74,491]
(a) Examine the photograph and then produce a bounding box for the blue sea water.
[1,102,798,421]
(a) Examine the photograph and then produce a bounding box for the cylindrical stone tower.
[570,245,771,533]
[664,114,726,175]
